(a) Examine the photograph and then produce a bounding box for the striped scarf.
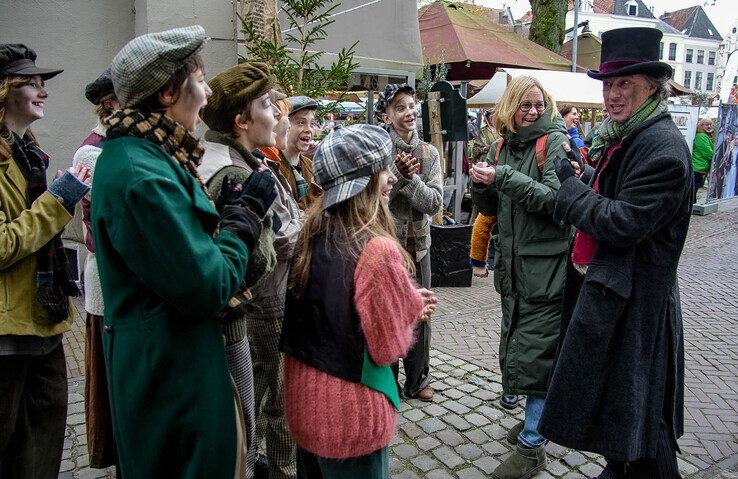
[105,109,210,199]
[11,133,80,322]
[589,96,669,165]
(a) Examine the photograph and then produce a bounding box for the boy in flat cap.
[279,95,321,209]
[0,43,91,478]
[375,83,443,402]
[199,61,302,479]
[91,26,277,479]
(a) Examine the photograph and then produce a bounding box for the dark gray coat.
[538,114,692,461]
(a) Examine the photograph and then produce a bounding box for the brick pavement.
[58,202,738,478]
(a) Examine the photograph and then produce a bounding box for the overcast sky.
[475,0,735,39]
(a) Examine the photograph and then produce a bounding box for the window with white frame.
[697,50,704,64]
[625,0,638,15]
[685,49,693,63]
[695,71,703,90]
[708,51,716,65]
[684,71,692,89]
[707,72,714,91]
[659,42,664,59]
[669,43,677,61]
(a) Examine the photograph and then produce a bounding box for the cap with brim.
[0,44,62,80]
[85,67,115,104]
[313,124,393,210]
[287,95,319,115]
[374,83,415,117]
[587,27,673,80]
[111,25,207,108]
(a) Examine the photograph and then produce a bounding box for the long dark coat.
[538,114,692,462]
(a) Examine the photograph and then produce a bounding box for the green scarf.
[589,96,669,165]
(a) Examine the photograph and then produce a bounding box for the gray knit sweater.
[388,128,443,262]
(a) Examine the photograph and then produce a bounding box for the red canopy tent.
[419,1,576,81]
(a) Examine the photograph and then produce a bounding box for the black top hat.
[588,28,672,80]
[0,44,63,81]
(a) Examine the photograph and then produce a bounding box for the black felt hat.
[587,28,672,80]
[0,44,63,80]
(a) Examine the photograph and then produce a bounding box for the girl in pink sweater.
[280,124,436,478]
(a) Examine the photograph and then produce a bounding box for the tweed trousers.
[246,293,297,479]
[227,334,257,479]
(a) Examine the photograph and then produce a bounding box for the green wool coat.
[471,110,570,396]
[91,136,251,479]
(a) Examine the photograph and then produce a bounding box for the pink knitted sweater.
[284,236,424,459]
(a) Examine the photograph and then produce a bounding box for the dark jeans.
[0,343,68,478]
[692,172,706,205]
[297,446,388,479]
[391,253,432,397]
[600,417,681,479]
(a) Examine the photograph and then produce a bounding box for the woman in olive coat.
[470,76,569,479]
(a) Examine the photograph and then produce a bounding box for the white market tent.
[468,68,604,109]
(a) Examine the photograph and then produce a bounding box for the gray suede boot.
[493,444,547,479]
[506,420,525,445]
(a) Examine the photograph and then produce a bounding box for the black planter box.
[430,223,472,287]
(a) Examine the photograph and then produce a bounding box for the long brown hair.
[0,75,35,160]
[290,172,415,295]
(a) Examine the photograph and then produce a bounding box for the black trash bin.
[429,223,472,287]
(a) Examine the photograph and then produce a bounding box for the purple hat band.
[598,59,648,74]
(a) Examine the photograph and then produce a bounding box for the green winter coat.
[91,136,251,479]
[471,109,570,396]
[691,131,714,173]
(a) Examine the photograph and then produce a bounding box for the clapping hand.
[418,288,438,321]
[395,152,420,179]
[470,161,496,185]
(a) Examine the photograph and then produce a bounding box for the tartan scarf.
[589,96,669,165]
[105,109,210,199]
[11,133,80,322]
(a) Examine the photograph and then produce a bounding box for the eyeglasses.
[518,102,546,112]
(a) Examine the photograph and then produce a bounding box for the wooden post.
[427,91,445,224]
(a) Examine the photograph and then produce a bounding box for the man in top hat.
[539,28,692,478]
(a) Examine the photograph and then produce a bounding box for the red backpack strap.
[535,134,549,175]
[493,138,504,166]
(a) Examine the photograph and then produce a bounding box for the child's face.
[378,166,397,205]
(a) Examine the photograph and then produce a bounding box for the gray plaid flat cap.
[313,124,393,210]
[374,83,415,117]
[111,25,207,108]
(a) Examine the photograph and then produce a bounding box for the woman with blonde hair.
[470,75,569,479]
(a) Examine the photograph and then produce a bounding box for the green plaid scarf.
[11,132,80,322]
[589,96,669,165]
[105,109,211,199]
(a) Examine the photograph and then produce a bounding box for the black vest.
[281,236,366,383]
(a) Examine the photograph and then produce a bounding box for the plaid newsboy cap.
[287,95,319,115]
[85,67,114,105]
[111,25,207,108]
[201,62,275,133]
[374,83,415,117]
[313,124,392,210]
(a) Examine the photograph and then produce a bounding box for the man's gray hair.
[645,75,672,101]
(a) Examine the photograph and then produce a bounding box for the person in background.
[375,83,443,402]
[470,75,569,479]
[559,103,585,148]
[691,117,714,205]
[280,96,321,209]
[72,66,120,470]
[471,108,502,164]
[540,27,691,479]
[198,61,286,479]
[281,124,437,478]
[90,26,276,478]
[0,43,90,478]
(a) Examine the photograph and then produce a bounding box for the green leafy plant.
[417,50,449,100]
[240,0,360,115]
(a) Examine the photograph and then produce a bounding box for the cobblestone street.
[60,201,738,478]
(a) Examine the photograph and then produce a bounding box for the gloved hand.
[215,175,242,213]
[228,170,277,219]
[219,204,262,252]
[566,138,585,171]
[553,155,576,183]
